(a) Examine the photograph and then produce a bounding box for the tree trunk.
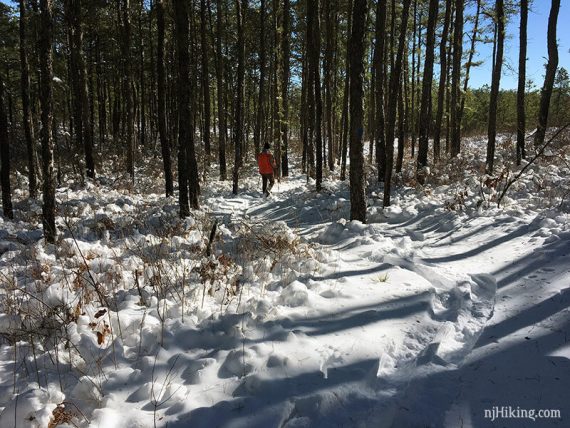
[383,0,411,207]
[485,0,504,175]
[459,0,481,123]
[71,0,95,179]
[324,0,335,172]
[215,0,227,179]
[119,0,135,181]
[339,0,352,181]
[19,0,37,198]
[373,0,387,182]
[0,74,13,219]
[272,0,282,180]
[516,0,528,165]
[156,0,174,196]
[39,0,56,243]
[307,0,323,192]
[410,0,416,160]
[433,0,451,162]
[200,0,211,165]
[254,0,266,158]
[232,0,246,194]
[281,0,290,176]
[349,0,367,222]
[95,35,107,148]
[534,0,560,148]
[450,0,463,157]
[416,0,438,180]
[174,0,191,214]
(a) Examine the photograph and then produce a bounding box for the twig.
[497,123,570,207]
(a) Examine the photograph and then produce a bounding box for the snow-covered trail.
[166,175,499,428]
[385,207,570,427]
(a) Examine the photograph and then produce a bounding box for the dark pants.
[262,173,275,195]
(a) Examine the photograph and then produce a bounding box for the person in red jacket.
[257,143,277,196]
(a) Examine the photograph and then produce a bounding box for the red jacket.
[257,151,275,175]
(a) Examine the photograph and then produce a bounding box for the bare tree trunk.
[95,35,107,148]
[40,0,56,243]
[349,0,367,222]
[339,0,352,181]
[200,0,211,165]
[232,0,246,194]
[215,0,227,179]
[138,0,146,149]
[19,0,37,198]
[450,0,463,157]
[0,74,13,219]
[272,0,282,180]
[174,0,191,215]
[485,0,504,175]
[254,0,266,158]
[516,0,528,165]
[416,0,438,180]
[156,0,174,196]
[281,0,290,176]
[383,0,411,207]
[324,0,335,172]
[119,0,135,181]
[373,0,387,182]
[307,0,323,192]
[459,0,481,123]
[410,0,416,160]
[433,0,451,162]
[534,0,560,148]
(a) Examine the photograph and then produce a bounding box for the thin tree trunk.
[281,0,290,176]
[433,0,451,162]
[485,0,504,175]
[312,0,323,190]
[534,0,560,148]
[324,0,335,172]
[339,0,352,181]
[174,0,191,215]
[156,0,174,196]
[215,0,227,179]
[120,0,135,181]
[39,0,56,243]
[416,0,438,180]
[349,0,367,222]
[254,0,266,159]
[383,0,411,207]
[272,0,282,180]
[459,0,481,124]
[138,0,146,149]
[19,0,37,198]
[232,0,246,194]
[0,74,13,219]
[450,0,463,157]
[410,0,416,160]
[516,0,528,165]
[200,0,211,165]
[373,0,387,182]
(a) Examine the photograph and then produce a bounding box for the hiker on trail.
[257,143,277,196]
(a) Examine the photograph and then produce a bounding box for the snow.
[0,138,569,427]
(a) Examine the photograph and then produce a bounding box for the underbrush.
[0,170,324,426]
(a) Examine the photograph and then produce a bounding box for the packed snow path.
[157,176,497,428]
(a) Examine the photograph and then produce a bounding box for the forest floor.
[0,136,569,427]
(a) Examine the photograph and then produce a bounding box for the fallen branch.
[497,123,570,207]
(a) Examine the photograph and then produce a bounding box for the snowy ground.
[0,137,569,427]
